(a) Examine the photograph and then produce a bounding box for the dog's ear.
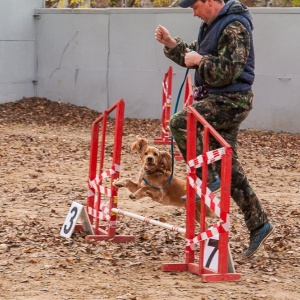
[160,151,172,171]
[130,138,148,156]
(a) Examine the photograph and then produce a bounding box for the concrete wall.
[0,0,44,101]
[34,8,200,117]
[245,8,300,133]
[1,1,299,133]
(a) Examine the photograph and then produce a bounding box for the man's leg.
[169,104,218,185]
[170,95,274,257]
[216,123,274,258]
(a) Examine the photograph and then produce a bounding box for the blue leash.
[142,68,190,189]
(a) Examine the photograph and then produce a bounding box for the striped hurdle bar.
[100,201,186,235]
[153,67,194,161]
[161,106,241,282]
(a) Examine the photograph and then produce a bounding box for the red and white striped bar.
[188,175,229,222]
[188,147,225,169]
[186,170,230,249]
[88,184,112,199]
[87,206,110,221]
[88,164,121,201]
[186,222,229,250]
[89,163,120,188]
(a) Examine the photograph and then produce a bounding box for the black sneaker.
[181,177,221,202]
[244,222,274,258]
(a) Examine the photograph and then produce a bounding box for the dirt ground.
[0,98,299,300]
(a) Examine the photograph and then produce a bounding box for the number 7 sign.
[204,235,235,273]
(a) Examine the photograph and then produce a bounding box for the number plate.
[204,235,235,273]
[60,202,93,238]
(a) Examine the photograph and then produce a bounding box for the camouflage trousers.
[169,93,268,231]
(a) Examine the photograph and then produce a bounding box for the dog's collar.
[142,168,172,190]
[143,169,165,176]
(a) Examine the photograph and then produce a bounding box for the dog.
[113,137,215,221]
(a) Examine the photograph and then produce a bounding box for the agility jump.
[161,106,240,282]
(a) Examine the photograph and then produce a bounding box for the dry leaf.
[28,259,38,264]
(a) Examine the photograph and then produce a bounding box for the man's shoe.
[244,222,274,258]
[181,177,221,202]
[208,177,221,193]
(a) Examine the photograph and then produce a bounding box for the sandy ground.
[0,98,299,300]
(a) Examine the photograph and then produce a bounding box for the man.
[154,0,274,258]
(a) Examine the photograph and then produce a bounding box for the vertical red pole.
[87,122,99,225]
[184,74,193,107]
[218,146,232,274]
[185,110,196,264]
[164,66,172,142]
[167,67,172,121]
[154,66,172,144]
[199,126,209,273]
[108,99,125,237]
[94,112,107,232]
[161,73,167,141]
[100,113,108,176]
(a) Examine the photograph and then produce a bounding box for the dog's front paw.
[129,193,136,200]
[145,190,154,198]
[113,179,125,188]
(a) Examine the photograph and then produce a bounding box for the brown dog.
[113,137,214,221]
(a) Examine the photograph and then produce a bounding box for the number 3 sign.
[60,202,94,238]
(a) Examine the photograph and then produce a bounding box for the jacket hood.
[220,0,253,29]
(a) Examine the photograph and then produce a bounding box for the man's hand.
[184,48,202,68]
[155,25,177,48]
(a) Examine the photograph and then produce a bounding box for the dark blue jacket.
[195,0,255,93]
